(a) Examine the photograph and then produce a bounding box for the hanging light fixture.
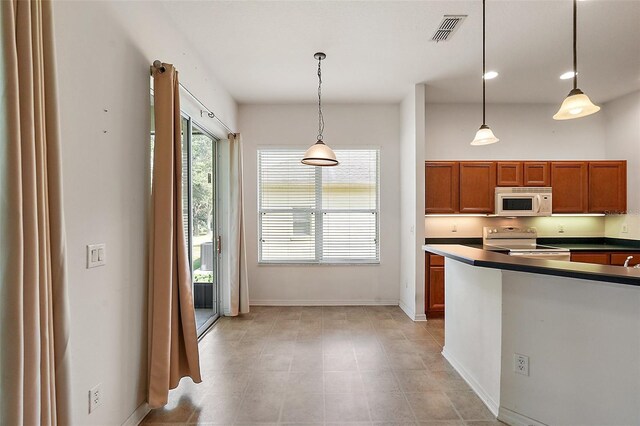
[302,52,339,166]
[471,0,499,146]
[553,0,600,120]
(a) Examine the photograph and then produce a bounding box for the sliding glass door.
[182,119,220,335]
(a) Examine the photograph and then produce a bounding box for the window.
[258,149,379,263]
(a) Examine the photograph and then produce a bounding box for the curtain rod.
[151,60,235,135]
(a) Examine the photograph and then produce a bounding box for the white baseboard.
[498,406,548,426]
[121,402,150,426]
[250,299,399,306]
[398,299,427,321]
[442,347,499,417]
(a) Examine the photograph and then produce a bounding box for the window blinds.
[258,149,379,263]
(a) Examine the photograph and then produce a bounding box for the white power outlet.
[557,225,565,234]
[451,224,457,233]
[622,224,629,234]
[88,383,102,413]
[514,353,529,376]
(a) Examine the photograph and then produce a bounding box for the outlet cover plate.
[514,353,529,376]
[89,383,102,413]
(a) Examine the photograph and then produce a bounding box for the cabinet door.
[588,161,627,213]
[610,253,640,267]
[551,162,588,213]
[425,162,459,214]
[428,266,445,313]
[570,252,610,265]
[523,162,550,187]
[459,162,497,213]
[497,162,523,186]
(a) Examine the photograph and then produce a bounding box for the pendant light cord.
[573,0,578,90]
[317,57,324,141]
[482,0,486,125]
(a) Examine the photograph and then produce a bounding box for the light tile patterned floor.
[142,305,503,425]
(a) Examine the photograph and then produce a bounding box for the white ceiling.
[159,0,640,104]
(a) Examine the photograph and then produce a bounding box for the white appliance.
[483,226,570,261]
[495,187,552,217]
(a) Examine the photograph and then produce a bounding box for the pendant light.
[302,52,339,166]
[471,0,499,146]
[553,0,600,120]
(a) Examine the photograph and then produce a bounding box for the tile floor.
[142,305,503,425]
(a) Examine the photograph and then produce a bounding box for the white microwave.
[495,187,552,216]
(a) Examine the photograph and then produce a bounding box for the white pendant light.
[471,0,499,146]
[553,0,600,120]
[302,52,339,166]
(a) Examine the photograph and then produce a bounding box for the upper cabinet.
[588,161,627,213]
[425,160,627,215]
[425,162,459,214]
[551,162,589,213]
[459,162,496,213]
[496,162,523,186]
[523,162,550,187]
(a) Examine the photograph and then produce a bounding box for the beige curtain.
[227,133,250,316]
[0,0,72,425]
[148,63,201,408]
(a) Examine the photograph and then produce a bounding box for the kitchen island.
[423,244,640,426]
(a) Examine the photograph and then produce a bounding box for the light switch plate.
[87,244,106,268]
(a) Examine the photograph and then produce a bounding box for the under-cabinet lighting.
[426,214,488,217]
[551,213,605,217]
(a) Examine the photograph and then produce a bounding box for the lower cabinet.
[571,251,640,266]
[425,253,445,318]
[570,252,610,265]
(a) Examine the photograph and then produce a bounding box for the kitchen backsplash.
[425,215,605,238]
[605,214,640,240]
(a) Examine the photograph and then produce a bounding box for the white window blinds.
[258,149,379,263]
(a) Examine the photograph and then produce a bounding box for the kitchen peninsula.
[423,244,640,426]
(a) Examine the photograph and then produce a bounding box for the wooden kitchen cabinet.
[610,253,640,267]
[496,162,523,186]
[425,253,445,318]
[459,162,496,213]
[588,161,627,213]
[425,162,459,214]
[523,161,550,187]
[570,252,610,265]
[551,162,589,213]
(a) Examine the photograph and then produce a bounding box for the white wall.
[500,271,640,425]
[53,2,236,425]
[604,90,640,239]
[399,85,426,320]
[238,104,400,305]
[443,259,502,415]
[424,102,606,160]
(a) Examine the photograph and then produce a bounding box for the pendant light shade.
[302,140,338,166]
[553,88,600,120]
[302,52,338,166]
[471,0,498,146]
[471,124,499,146]
[553,0,600,120]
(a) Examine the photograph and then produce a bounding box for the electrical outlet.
[514,353,529,376]
[622,224,629,234]
[451,224,457,233]
[88,383,102,413]
[557,225,565,234]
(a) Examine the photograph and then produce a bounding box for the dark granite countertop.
[423,244,640,287]
[425,237,640,252]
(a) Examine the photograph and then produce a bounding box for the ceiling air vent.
[431,15,467,42]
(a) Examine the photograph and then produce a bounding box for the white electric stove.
[482,226,571,261]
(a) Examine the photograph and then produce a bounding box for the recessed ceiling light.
[560,71,576,80]
[483,71,499,80]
